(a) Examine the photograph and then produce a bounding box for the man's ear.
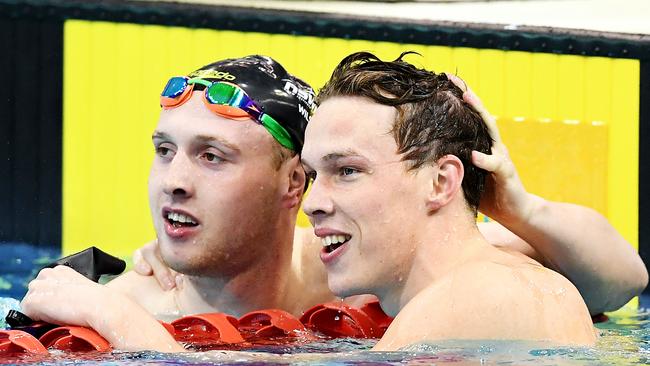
[426,155,464,212]
[281,155,306,209]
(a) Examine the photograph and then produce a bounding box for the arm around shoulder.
[455,78,647,315]
[106,270,181,319]
[507,196,648,314]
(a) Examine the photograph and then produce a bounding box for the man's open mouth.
[321,234,352,253]
[165,211,199,228]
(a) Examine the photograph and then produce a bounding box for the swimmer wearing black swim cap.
[161,55,316,152]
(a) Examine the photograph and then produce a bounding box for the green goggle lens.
[177,77,295,151]
[206,83,245,106]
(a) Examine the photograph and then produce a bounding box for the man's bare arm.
[451,74,648,314]
[21,266,185,352]
[479,197,647,315]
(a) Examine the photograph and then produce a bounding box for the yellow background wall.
[63,20,639,257]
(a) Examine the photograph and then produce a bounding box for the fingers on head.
[444,73,493,129]
[485,118,502,143]
[472,150,489,171]
[446,73,468,93]
[473,150,502,173]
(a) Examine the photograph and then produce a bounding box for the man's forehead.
[302,129,398,169]
[155,116,274,155]
[312,97,395,131]
[304,98,397,162]
[153,130,241,151]
[157,94,272,143]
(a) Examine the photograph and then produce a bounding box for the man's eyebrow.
[152,132,241,153]
[195,134,241,153]
[152,131,171,140]
[322,149,363,162]
[301,151,359,170]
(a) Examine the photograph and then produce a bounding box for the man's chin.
[165,260,209,277]
[328,277,368,299]
[159,250,197,276]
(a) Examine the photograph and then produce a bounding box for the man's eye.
[156,146,171,156]
[340,167,358,176]
[202,152,223,163]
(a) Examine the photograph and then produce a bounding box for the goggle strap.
[260,114,295,150]
[161,77,296,151]
[187,78,213,88]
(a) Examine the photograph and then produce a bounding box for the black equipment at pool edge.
[5,247,126,336]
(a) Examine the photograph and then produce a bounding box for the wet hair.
[271,144,297,170]
[317,51,492,213]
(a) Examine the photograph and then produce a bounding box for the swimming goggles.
[160,77,295,150]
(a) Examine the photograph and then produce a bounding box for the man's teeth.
[167,212,197,225]
[321,235,351,247]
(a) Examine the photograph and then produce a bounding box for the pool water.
[0,243,60,301]
[1,242,649,365]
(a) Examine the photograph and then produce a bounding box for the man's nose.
[162,153,195,199]
[302,177,334,220]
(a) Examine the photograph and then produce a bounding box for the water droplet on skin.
[334,315,340,321]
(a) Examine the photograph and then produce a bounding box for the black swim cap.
[187,55,316,152]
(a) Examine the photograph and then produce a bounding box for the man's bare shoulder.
[106,271,177,318]
[375,260,595,350]
[106,270,158,293]
[478,222,543,263]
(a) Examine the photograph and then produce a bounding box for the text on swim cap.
[283,81,315,110]
[298,104,310,121]
[187,69,236,81]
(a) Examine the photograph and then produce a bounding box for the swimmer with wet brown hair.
[300,51,627,348]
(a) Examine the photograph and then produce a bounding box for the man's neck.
[379,209,490,316]
[173,214,297,317]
